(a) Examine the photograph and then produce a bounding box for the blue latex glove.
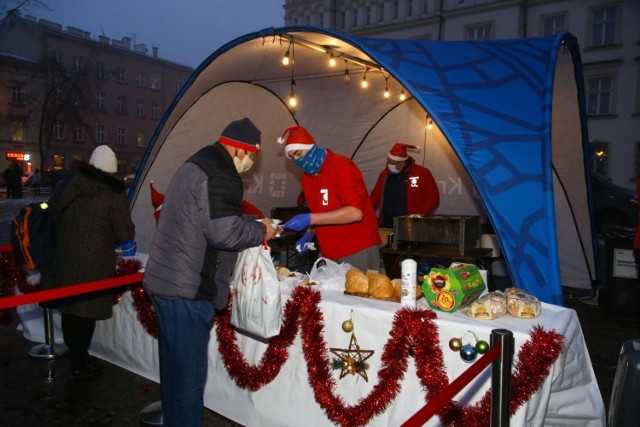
[282,213,311,232]
[295,231,314,254]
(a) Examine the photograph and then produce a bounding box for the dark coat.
[51,163,135,319]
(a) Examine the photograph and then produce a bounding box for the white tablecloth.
[91,282,605,426]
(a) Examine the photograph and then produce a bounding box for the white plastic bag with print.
[230,244,282,338]
[309,257,354,291]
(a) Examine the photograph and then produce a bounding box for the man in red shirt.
[369,143,440,227]
[278,125,381,271]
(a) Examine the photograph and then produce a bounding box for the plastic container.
[401,258,417,309]
[602,227,639,316]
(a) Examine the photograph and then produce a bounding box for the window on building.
[421,0,429,14]
[590,141,609,176]
[116,66,126,83]
[136,130,146,148]
[74,123,85,142]
[352,8,358,27]
[11,84,23,104]
[72,55,84,72]
[175,80,184,94]
[541,13,566,35]
[96,124,106,144]
[10,121,24,142]
[465,24,493,40]
[365,6,371,25]
[52,155,64,170]
[318,12,324,27]
[97,91,106,110]
[340,11,346,29]
[117,127,127,145]
[137,72,146,87]
[305,15,311,25]
[53,51,64,66]
[95,61,107,79]
[151,101,159,119]
[117,95,127,114]
[392,0,399,19]
[378,3,384,22]
[407,0,414,17]
[635,66,640,115]
[586,76,614,115]
[137,99,145,117]
[53,120,65,140]
[591,4,619,47]
[150,74,162,90]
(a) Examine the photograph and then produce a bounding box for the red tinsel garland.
[215,286,564,427]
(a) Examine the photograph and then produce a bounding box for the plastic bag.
[230,244,282,338]
[309,257,354,291]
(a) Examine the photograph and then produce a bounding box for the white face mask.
[387,164,400,174]
[233,154,254,174]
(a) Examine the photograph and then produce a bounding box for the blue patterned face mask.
[387,164,400,174]
[295,144,327,175]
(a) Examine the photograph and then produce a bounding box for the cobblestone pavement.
[0,193,638,425]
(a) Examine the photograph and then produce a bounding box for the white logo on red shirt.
[409,176,419,188]
[321,188,329,205]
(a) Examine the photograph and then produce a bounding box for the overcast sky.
[6,0,285,67]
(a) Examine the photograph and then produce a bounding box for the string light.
[344,60,350,81]
[282,42,292,66]
[328,52,336,67]
[384,75,390,98]
[289,79,297,107]
[361,67,369,89]
[426,115,433,130]
[399,87,406,101]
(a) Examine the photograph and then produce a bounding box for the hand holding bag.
[230,243,282,338]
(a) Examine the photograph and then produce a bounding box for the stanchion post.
[490,328,514,427]
[28,307,68,359]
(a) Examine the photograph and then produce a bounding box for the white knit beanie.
[89,145,117,173]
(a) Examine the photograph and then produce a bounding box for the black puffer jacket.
[51,163,135,319]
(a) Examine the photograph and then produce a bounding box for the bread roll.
[368,272,394,298]
[345,269,369,294]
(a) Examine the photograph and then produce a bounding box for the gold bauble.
[449,337,463,351]
[342,319,354,333]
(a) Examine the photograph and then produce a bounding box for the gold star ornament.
[330,333,375,382]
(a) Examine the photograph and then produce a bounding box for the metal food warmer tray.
[392,215,481,255]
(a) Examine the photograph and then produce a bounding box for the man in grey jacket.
[143,118,277,427]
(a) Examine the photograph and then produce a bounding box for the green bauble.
[475,340,489,354]
[449,337,463,351]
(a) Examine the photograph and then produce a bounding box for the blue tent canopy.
[130,27,597,305]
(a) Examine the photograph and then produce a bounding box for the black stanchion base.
[139,401,163,426]
[28,343,68,359]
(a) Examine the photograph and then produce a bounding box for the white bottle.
[401,258,417,309]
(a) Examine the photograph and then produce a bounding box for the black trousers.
[61,313,96,371]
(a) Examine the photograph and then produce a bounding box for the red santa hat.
[388,143,418,162]
[277,125,315,158]
[150,180,165,224]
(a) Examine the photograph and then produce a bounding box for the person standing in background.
[143,118,277,427]
[48,145,135,380]
[28,168,42,194]
[369,143,440,227]
[278,125,381,272]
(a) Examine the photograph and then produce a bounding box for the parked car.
[590,171,638,233]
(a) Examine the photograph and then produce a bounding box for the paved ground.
[0,191,638,425]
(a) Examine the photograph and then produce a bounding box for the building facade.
[283,0,640,191]
[0,12,193,182]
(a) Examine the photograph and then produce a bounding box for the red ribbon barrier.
[0,272,144,310]
[402,341,502,427]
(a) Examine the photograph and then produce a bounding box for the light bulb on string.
[400,87,406,101]
[384,75,390,98]
[361,67,369,89]
[427,117,433,130]
[344,60,350,81]
[328,52,336,67]
[289,80,297,107]
[282,42,292,66]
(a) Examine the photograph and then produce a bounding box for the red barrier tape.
[0,243,13,254]
[0,272,144,310]
[402,342,502,427]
